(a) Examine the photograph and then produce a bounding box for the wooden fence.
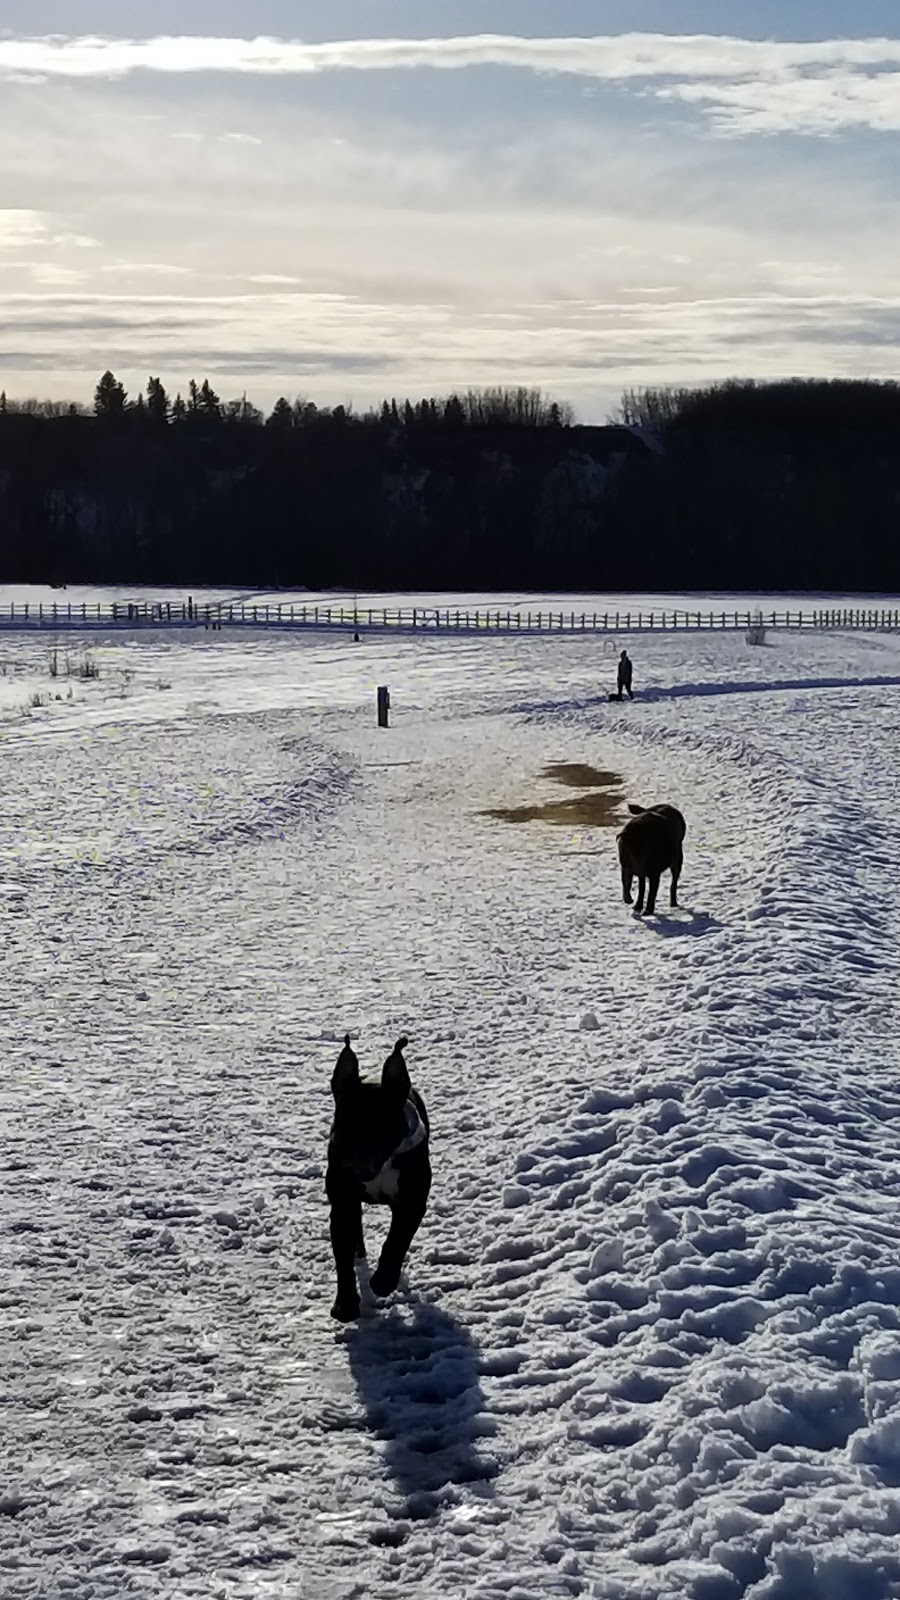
[0,601,897,634]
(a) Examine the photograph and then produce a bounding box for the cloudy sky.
[1,1,899,419]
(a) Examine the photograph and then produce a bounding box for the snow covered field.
[2,613,900,1599]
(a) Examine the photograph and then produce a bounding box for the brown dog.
[618,802,686,916]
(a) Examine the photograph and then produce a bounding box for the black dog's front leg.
[370,1185,430,1300]
[329,1197,363,1322]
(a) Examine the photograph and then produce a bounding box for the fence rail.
[0,601,897,635]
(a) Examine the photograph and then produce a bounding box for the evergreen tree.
[94,369,127,416]
[146,376,169,422]
[198,379,221,418]
[267,396,293,429]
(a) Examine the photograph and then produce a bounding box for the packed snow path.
[2,617,900,1599]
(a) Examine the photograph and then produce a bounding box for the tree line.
[0,376,898,592]
[1,375,574,431]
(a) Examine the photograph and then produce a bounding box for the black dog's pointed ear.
[332,1033,360,1097]
[382,1036,411,1098]
[627,803,646,816]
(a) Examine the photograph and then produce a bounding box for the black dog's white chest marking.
[363,1162,401,1201]
[360,1102,426,1202]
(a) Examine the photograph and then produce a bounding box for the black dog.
[618,801,686,916]
[326,1035,431,1322]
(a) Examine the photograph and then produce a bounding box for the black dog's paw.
[330,1293,361,1323]
[369,1264,400,1300]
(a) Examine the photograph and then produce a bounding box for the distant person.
[617,649,634,700]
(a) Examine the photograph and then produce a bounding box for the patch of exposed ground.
[541,762,621,789]
[481,763,624,827]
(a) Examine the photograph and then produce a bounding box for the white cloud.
[0,209,49,249]
[2,32,900,136]
[100,262,193,276]
[28,263,86,285]
[0,32,899,80]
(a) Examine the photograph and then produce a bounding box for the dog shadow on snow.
[638,907,722,938]
[343,1293,497,1510]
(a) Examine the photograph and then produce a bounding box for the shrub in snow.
[746,609,767,646]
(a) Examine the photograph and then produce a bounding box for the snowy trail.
[2,622,900,1598]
